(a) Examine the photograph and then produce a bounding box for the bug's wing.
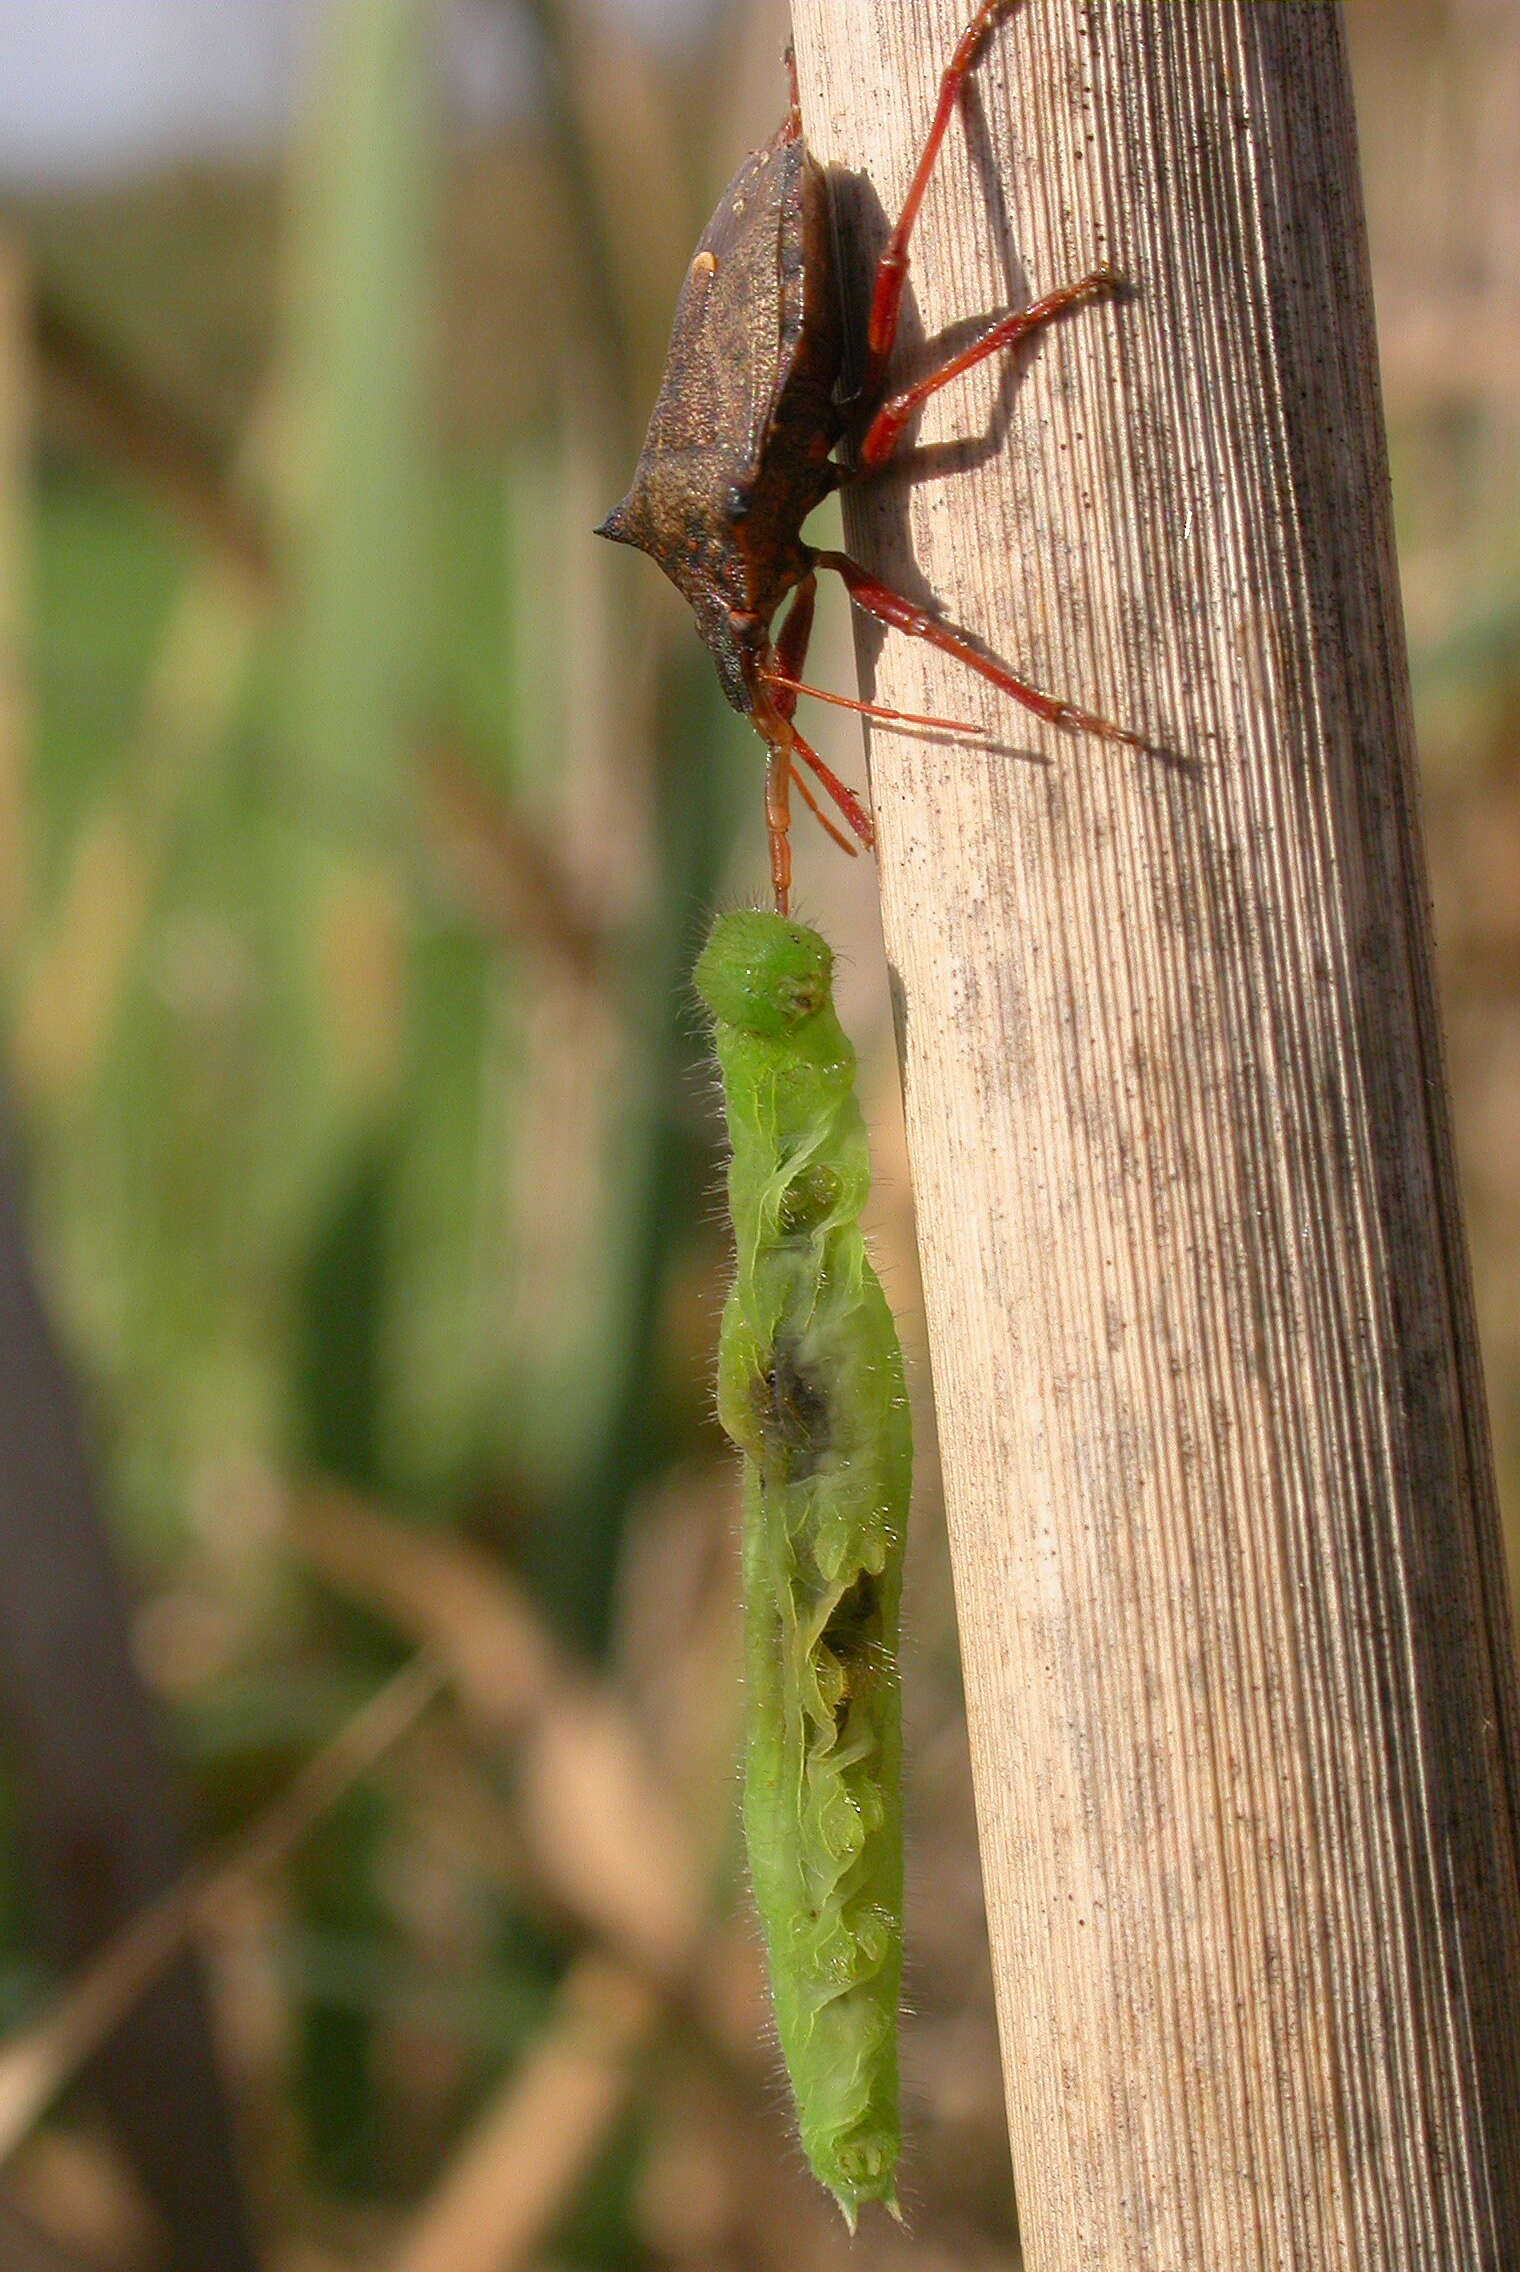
[638,125,808,475]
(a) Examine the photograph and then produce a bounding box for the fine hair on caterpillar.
[696,908,910,2227]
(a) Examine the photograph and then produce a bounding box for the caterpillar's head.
[695,910,832,1038]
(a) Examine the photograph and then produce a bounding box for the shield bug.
[598,0,1141,913]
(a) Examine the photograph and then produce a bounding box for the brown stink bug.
[597,0,1141,913]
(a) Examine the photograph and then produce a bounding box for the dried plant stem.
[791,4,1520,2266]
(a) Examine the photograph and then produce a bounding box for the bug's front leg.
[763,583,876,871]
[765,574,985,741]
[819,549,1147,751]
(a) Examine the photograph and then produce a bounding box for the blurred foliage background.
[0,3,1512,2269]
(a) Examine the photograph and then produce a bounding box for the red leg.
[766,544,984,741]
[860,0,1020,408]
[771,576,816,714]
[765,577,877,863]
[819,549,1145,751]
[789,761,858,857]
[763,669,988,738]
[859,265,1122,469]
[789,727,875,850]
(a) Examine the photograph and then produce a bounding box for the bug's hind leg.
[857,266,1122,470]
[818,549,1145,751]
[857,0,1022,409]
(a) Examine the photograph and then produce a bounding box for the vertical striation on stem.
[790,3,1520,2266]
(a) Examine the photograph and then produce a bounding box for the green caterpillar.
[695,909,910,2228]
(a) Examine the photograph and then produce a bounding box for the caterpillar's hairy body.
[695,911,910,2228]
